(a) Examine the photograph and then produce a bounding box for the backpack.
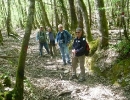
[39,32,46,43]
[85,41,90,56]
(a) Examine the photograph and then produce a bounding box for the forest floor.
[0,29,129,100]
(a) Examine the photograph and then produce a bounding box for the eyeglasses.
[76,32,80,33]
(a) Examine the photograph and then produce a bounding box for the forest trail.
[0,29,127,100]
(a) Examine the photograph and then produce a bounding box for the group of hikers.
[36,24,87,82]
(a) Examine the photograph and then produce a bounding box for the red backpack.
[85,42,90,56]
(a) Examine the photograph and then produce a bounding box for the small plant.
[115,39,130,58]
[1,73,11,87]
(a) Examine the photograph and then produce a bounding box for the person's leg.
[59,45,66,65]
[64,45,71,63]
[71,56,78,75]
[78,55,85,81]
[43,42,50,54]
[49,43,53,56]
[53,45,57,56]
[39,43,43,56]
[70,56,78,79]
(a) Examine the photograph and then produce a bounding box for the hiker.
[70,28,86,82]
[55,24,72,65]
[46,27,57,56]
[36,26,50,56]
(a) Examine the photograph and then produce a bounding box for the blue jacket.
[72,36,86,56]
[55,30,72,45]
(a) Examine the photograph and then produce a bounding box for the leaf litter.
[0,29,128,100]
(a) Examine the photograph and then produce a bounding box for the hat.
[76,28,82,32]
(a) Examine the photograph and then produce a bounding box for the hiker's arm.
[55,33,58,44]
[72,39,76,55]
[36,32,39,41]
[66,31,72,43]
[76,40,86,53]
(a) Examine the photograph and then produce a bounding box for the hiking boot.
[69,75,78,80]
[63,63,66,66]
[67,61,71,65]
[78,77,85,82]
[38,54,43,58]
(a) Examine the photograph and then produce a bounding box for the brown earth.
[0,29,128,100]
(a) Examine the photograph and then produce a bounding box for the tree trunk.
[36,3,45,27]
[17,0,25,28]
[120,0,129,40]
[58,0,69,30]
[95,0,109,49]
[126,0,129,34]
[54,0,58,31]
[127,0,130,35]
[0,30,3,45]
[14,0,35,100]
[6,0,11,36]
[78,0,93,42]
[34,14,40,28]
[39,1,51,28]
[87,0,92,27]
[68,0,77,32]
[77,8,84,32]
[0,1,6,28]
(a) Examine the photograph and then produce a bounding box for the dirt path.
[0,29,128,100]
[22,31,127,100]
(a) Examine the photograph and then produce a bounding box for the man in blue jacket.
[55,24,72,65]
[70,28,86,82]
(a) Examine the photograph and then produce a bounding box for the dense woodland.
[0,0,130,100]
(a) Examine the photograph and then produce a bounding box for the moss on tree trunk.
[14,0,35,100]
[95,0,109,49]
[78,0,93,42]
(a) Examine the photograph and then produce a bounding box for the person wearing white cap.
[55,24,72,65]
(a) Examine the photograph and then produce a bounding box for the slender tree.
[68,0,77,32]
[39,0,51,28]
[126,0,129,33]
[87,0,92,27]
[36,3,46,27]
[77,8,83,31]
[17,0,25,28]
[6,0,11,36]
[58,0,69,30]
[120,0,129,40]
[14,0,35,100]
[95,0,109,49]
[54,0,58,31]
[78,0,93,42]
[0,30,3,45]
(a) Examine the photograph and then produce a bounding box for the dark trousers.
[49,44,57,56]
[39,42,49,56]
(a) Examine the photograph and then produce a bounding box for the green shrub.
[3,76,11,87]
[4,91,13,100]
[115,39,130,58]
[107,59,130,87]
